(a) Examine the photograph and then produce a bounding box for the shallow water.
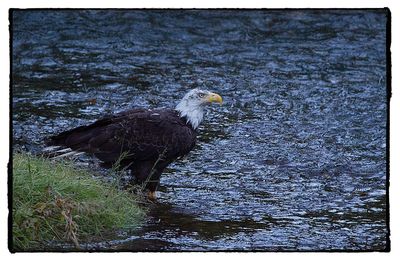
[12,9,389,251]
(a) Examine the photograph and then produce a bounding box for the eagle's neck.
[175,100,204,130]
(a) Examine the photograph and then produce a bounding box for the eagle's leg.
[147,190,157,200]
[145,176,161,201]
[128,161,162,200]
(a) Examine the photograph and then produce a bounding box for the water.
[11,9,389,251]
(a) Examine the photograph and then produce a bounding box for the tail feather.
[42,145,63,152]
[54,148,73,153]
[43,125,93,159]
[51,151,86,159]
[44,116,115,159]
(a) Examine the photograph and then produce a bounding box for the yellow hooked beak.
[206,92,223,104]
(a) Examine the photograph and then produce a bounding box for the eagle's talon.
[147,191,157,201]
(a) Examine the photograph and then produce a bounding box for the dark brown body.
[48,109,197,193]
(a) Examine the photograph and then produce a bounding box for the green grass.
[11,152,145,251]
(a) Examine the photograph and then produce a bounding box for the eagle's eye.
[198,93,206,98]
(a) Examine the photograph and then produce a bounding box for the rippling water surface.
[12,9,389,251]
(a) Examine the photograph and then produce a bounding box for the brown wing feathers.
[47,109,197,165]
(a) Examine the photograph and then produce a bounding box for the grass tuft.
[11,152,145,251]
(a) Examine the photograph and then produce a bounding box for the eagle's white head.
[175,88,223,129]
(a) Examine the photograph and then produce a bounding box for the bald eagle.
[46,89,223,200]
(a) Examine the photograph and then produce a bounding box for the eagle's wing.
[48,109,196,163]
